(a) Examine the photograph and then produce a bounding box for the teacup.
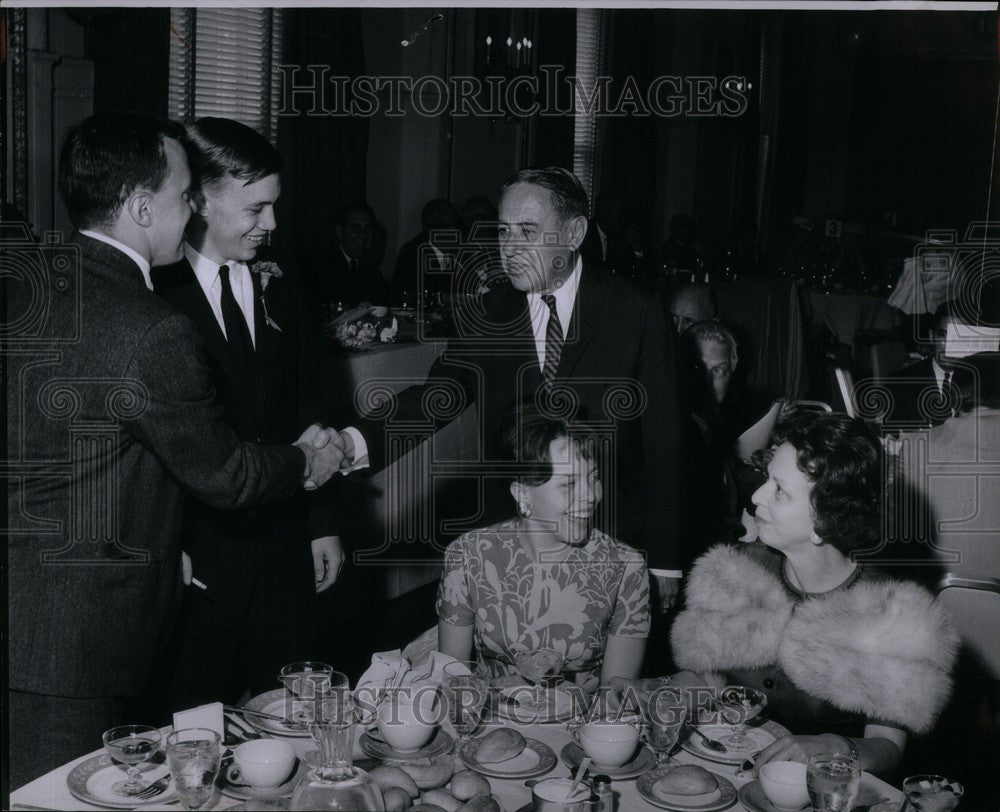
[759,760,809,810]
[225,739,296,789]
[376,689,438,753]
[530,777,596,812]
[571,721,640,768]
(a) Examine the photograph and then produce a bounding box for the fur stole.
[671,545,958,734]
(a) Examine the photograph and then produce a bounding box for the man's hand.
[652,573,681,611]
[294,424,346,490]
[311,536,345,593]
[181,550,193,586]
[754,734,844,773]
[339,430,356,470]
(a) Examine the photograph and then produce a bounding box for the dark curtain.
[276,8,368,298]
[80,9,170,117]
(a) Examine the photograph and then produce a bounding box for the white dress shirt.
[185,243,256,348]
[79,229,153,291]
[526,256,583,372]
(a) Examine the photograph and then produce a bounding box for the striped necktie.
[542,293,563,387]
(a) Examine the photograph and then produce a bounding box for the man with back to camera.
[4,112,344,786]
[152,117,345,707]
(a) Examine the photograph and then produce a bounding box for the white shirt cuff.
[340,426,370,474]
[650,569,683,579]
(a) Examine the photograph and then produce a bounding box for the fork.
[688,725,728,753]
[134,775,171,800]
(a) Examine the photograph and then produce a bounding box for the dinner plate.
[359,728,454,761]
[458,736,557,779]
[679,720,784,765]
[218,756,307,801]
[241,689,312,738]
[495,684,581,724]
[66,752,176,809]
[739,772,900,812]
[636,764,737,811]
[559,740,657,780]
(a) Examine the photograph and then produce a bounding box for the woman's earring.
[519,502,531,518]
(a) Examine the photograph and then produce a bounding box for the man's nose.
[260,207,277,232]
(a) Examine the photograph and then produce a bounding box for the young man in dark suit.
[335,168,682,608]
[4,113,345,787]
[152,118,343,706]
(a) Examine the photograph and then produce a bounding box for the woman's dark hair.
[771,412,884,555]
[497,402,596,486]
[184,117,283,195]
[58,112,186,229]
[501,167,589,222]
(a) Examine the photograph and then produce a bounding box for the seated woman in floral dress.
[436,405,650,691]
[670,412,958,776]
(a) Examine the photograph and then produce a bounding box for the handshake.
[293,424,357,490]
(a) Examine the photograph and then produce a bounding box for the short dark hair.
[771,412,884,555]
[184,117,282,194]
[497,402,596,486]
[669,282,719,321]
[58,112,186,229]
[501,167,589,222]
[336,201,375,227]
[953,352,1000,411]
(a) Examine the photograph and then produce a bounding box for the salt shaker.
[592,774,614,812]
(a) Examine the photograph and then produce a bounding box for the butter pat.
[173,701,224,739]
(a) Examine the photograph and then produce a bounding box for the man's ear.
[190,188,208,219]
[731,348,739,371]
[566,214,587,251]
[127,191,154,228]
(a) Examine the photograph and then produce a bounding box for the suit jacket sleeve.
[638,293,682,570]
[123,312,306,508]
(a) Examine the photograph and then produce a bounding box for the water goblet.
[717,685,767,751]
[166,728,222,810]
[514,647,564,706]
[902,774,965,812]
[280,662,346,724]
[102,725,162,797]
[440,660,489,742]
[806,752,861,812]
[639,685,686,764]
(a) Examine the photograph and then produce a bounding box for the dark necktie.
[542,294,563,387]
[218,265,256,383]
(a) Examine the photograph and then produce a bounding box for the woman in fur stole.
[670,412,957,776]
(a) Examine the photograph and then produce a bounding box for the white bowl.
[759,761,810,810]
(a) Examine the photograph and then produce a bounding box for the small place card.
[173,701,224,738]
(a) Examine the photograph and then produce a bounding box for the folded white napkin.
[354,649,469,725]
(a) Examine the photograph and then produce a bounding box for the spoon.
[688,725,728,753]
[568,756,592,797]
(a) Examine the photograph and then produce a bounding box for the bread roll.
[656,764,719,796]
[473,728,526,764]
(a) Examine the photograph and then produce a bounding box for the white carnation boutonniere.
[251,260,284,332]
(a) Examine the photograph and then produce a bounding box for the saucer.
[636,764,737,811]
[458,736,557,780]
[738,780,807,812]
[559,740,657,780]
[241,689,311,738]
[66,753,176,809]
[359,728,453,761]
[218,757,306,801]
[680,721,782,765]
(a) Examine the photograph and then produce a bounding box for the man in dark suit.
[337,168,682,605]
[4,113,344,786]
[390,198,461,304]
[313,201,388,312]
[152,118,343,707]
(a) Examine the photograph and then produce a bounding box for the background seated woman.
[670,412,957,776]
[436,404,650,692]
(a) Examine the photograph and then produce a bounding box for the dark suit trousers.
[8,690,126,789]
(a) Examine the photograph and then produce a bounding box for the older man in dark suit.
[4,113,344,787]
[153,118,342,707]
[336,168,682,605]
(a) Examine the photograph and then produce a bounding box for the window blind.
[572,9,607,216]
[168,8,284,143]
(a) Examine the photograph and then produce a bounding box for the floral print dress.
[436,520,651,681]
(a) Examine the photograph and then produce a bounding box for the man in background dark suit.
[153,118,343,707]
[336,168,682,606]
[4,113,344,786]
[312,201,388,312]
[390,198,461,303]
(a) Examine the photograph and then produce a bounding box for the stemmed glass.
[440,660,489,742]
[807,753,861,812]
[717,685,767,751]
[102,725,162,797]
[514,648,564,706]
[280,662,347,724]
[166,728,222,810]
[902,774,965,811]
[639,684,686,764]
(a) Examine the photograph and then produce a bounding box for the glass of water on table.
[807,752,861,812]
[166,728,222,810]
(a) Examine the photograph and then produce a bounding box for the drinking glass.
[807,752,861,812]
[717,685,767,750]
[280,662,347,724]
[639,685,686,764]
[514,648,564,705]
[440,660,489,742]
[102,725,162,797]
[166,728,222,810]
[902,774,965,812]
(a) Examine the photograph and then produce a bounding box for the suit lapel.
[557,260,605,379]
[161,261,236,370]
[250,267,277,421]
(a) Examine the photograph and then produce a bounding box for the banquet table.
[10,711,903,811]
